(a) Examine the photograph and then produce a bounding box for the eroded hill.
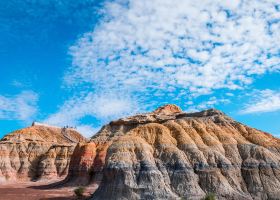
[0,123,86,182]
[66,105,280,200]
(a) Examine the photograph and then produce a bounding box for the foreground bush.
[203,193,216,200]
[74,186,85,197]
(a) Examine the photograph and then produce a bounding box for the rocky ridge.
[0,123,86,182]
[65,104,280,200]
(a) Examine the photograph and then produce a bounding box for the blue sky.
[1,0,280,138]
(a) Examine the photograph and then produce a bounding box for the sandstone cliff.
[0,123,86,182]
[66,104,280,200]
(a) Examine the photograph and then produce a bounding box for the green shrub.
[74,186,85,197]
[203,193,216,200]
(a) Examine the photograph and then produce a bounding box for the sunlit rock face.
[0,123,86,182]
[65,104,280,200]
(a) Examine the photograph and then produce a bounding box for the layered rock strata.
[0,123,86,182]
[66,104,280,200]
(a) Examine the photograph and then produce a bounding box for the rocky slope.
[0,123,86,182]
[65,104,280,200]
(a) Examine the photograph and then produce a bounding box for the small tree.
[74,186,85,198]
[203,193,216,200]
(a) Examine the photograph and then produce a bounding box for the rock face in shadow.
[65,104,280,200]
[0,123,86,182]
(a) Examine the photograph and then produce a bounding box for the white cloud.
[45,92,139,136]
[46,92,138,124]
[241,90,280,114]
[66,0,280,96]
[188,96,230,112]
[11,80,25,88]
[48,0,280,136]
[226,93,234,97]
[76,125,100,138]
[0,91,38,121]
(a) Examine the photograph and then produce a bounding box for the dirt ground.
[0,180,95,200]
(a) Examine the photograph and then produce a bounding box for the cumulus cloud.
[45,92,139,136]
[46,92,138,123]
[76,125,101,138]
[188,96,230,112]
[0,91,38,121]
[66,0,280,94]
[47,0,280,135]
[241,90,280,114]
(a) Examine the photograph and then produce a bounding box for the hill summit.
[153,104,183,115]
[64,104,280,200]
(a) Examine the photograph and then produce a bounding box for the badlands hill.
[1,105,280,200]
[0,123,86,182]
[65,104,280,200]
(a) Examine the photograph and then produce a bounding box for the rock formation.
[0,123,86,182]
[65,104,280,200]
